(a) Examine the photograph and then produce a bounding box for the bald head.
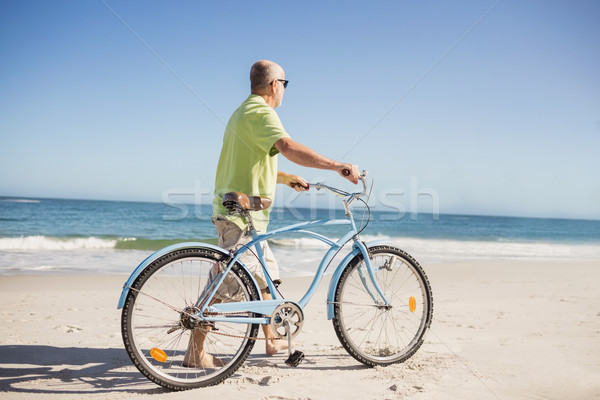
[250,60,284,94]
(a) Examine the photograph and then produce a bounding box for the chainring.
[270,302,304,340]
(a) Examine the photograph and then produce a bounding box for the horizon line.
[1,194,599,223]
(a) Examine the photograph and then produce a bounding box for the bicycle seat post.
[240,210,257,237]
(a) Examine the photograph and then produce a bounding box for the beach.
[1,260,599,400]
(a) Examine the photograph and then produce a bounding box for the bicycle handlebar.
[309,170,368,205]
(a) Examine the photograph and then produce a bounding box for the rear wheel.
[121,248,260,390]
[332,246,433,366]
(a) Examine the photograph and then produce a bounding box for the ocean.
[1,196,600,276]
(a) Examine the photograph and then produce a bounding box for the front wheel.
[332,245,433,366]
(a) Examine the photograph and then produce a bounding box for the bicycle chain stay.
[194,310,284,342]
[197,310,284,341]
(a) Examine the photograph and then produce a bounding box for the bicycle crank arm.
[283,319,305,367]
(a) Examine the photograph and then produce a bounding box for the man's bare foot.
[266,339,290,355]
[182,351,225,368]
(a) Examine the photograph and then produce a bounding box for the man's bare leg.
[182,326,225,368]
[261,289,290,355]
[182,264,226,368]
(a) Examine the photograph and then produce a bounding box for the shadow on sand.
[0,345,367,395]
[0,345,163,395]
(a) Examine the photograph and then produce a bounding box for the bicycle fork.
[354,241,390,306]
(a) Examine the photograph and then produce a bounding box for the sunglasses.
[275,79,289,89]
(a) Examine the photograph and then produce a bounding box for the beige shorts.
[213,216,279,290]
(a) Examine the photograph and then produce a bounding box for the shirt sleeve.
[255,111,291,156]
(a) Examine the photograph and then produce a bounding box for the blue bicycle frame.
[117,175,391,326]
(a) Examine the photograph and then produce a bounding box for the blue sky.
[1,0,599,220]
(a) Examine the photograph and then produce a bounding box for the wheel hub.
[180,306,201,330]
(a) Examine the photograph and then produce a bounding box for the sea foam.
[0,236,118,250]
[270,234,600,266]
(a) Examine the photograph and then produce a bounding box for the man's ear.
[269,79,277,95]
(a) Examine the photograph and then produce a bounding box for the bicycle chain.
[207,329,280,341]
[199,311,283,341]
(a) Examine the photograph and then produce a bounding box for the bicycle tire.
[121,247,260,390]
[332,245,433,366]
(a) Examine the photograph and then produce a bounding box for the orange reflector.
[150,348,168,363]
[409,296,417,313]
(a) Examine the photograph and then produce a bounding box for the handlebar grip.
[290,182,309,189]
[341,169,350,176]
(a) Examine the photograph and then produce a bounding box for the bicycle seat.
[222,192,272,212]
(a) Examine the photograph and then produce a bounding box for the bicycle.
[117,171,433,390]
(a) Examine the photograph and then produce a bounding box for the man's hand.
[277,172,309,191]
[337,164,360,184]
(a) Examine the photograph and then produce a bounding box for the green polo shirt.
[212,94,291,233]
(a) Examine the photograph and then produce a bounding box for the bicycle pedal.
[284,350,304,367]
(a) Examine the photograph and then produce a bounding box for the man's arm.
[274,137,359,184]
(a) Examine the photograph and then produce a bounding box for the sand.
[1,260,599,400]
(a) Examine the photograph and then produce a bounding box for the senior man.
[184,60,359,368]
